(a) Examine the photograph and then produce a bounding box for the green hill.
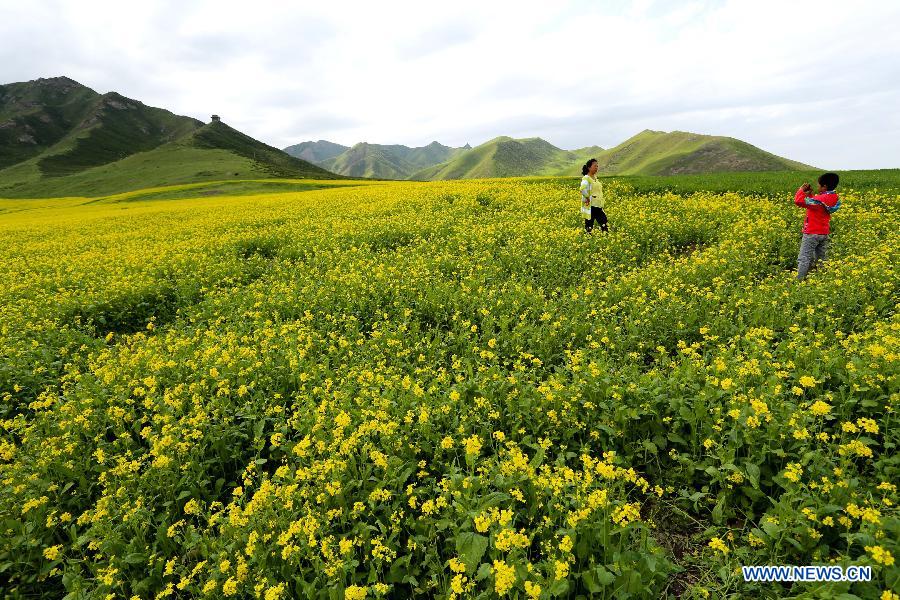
[186,120,335,179]
[0,76,99,169]
[317,140,472,179]
[0,76,202,174]
[283,140,348,164]
[0,77,337,198]
[409,130,812,180]
[408,137,604,180]
[556,129,813,176]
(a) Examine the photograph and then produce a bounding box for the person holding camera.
[793,172,841,281]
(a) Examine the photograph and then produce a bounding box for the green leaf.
[667,432,687,444]
[712,494,725,524]
[581,570,601,593]
[548,578,570,597]
[761,519,780,537]
[595,565,615,585]
[124,553,147,565]
[455,532,488,575]
[253,419,265,439]
[744,462,760,489]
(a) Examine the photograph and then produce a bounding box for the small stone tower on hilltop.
[211,115,221,123]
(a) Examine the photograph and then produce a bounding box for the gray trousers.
[796,233,830,280]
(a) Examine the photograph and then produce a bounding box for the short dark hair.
[818,172,839,190]
[582,158,598,176]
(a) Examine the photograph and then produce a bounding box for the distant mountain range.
[0,75,815,198]
[289,132,813,180]
[285,140,474,179]
[283,139,349,164]
[408,137,604,180]
[0,77,335,198]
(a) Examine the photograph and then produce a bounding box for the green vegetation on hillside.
[186,121,337,180]
[0,77,100,169]
[320,141,472,179]
[408,137,593,180]
[36,93,202,176]
[283,140,349,164]
[0,77,336,198]
[407,130,812,180]
[0,136,340,199]
[0,77,202,177]
[585,130,813,176]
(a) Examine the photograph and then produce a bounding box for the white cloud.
[1,0,898,168]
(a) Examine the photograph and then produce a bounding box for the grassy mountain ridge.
[0,77,204,176]
[0,76,100,169]
[186,120,335,179]
[283,140,348,163]
[1,76,820,197]
[578,129,813,176]
[412,130,813,180]
[0,122,340,198]
[409,137,606,180]
[411,137,532,180]
[310,140,473,179]
[37,91,203,176]
[322,142,412,179]
[0,77,336,198]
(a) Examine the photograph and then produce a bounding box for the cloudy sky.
[2,0,898,168]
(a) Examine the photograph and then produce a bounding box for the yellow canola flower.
[2,177,898,600]
[43,545,62,561]
[222,577,238,596]
[865,545,894,566]
[708,537,729,555]
[495,528,530,552]
[809,400,832,416]
[345,585,368,600]
[493,559,516,595]
[464,434,482,457]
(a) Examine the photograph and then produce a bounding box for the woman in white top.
[580,158,608,233]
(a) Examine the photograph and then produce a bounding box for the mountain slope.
[409,137,603,180]
[322,142,411,179]
[0,77,203,175]
[414,130,812,180]
[555,130,813,176]
[318,140,472,179]
[0,120,339,198]
[0,76,99,169]
[403,141,472,171]
[186,120,335,179]
[0,77,338,198]
[283,140,348,164]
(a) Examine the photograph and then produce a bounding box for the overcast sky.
[2,0,898,169]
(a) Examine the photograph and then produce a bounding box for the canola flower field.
[0,178,897,599]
